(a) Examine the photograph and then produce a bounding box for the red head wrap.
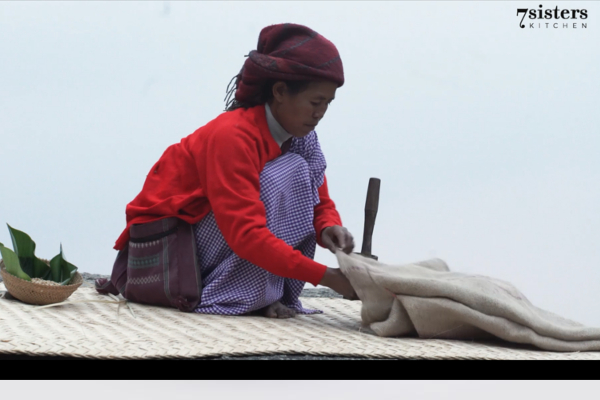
[226,23,344,107]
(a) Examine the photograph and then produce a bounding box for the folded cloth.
[336,251,600,352]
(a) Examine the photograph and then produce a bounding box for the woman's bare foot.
[260,301,297,319]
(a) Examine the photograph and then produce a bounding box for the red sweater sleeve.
[200,129,328,286]
[313,175,343,248]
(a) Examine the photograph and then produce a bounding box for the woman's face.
[269,80,338,138]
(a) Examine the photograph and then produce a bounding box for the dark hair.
[225,79,310,112]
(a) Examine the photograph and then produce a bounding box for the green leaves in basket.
[0,242,31,281]
[2,224,78,285]
[7,224,52,280]
[49,244,78,285]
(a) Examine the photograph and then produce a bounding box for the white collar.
[265,102,293,147]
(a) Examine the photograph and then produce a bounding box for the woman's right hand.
[319,267,358,300]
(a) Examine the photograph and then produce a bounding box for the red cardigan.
[114,105,342,286]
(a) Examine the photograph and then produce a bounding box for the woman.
[96,23,358,318]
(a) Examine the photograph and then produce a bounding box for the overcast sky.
[2,381,599,399]
[1,1,598,326]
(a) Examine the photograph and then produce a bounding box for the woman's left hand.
[321,225,355,254]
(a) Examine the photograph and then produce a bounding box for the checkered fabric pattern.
[193,131,327,315]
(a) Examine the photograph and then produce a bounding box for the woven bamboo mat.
[1,284,599,360]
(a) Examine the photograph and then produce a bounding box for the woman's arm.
[199,127,356,296]
[313,175,343,247]
[313,175,355,254]
[201,129,328,286]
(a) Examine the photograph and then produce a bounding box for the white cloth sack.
[336,251,600,352]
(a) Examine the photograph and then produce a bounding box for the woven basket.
[0,259,83,305]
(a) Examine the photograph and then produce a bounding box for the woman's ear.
[271,81,287,104]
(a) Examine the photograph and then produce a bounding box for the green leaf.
[35,258,52,280]
[6,224,51,279]
[0,242,31,281]
[49,244,78,285]
[49,255,63,283]
[7,223,36,258]
[8,224,36,276]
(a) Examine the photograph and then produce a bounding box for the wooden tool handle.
[361,178,380,257]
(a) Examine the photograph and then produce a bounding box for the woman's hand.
[321,225,355,254]
[319,267,358,300]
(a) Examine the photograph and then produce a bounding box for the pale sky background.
[2,381,599,399]
[1,2,598,325]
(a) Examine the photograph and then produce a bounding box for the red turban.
[228,23,344,106]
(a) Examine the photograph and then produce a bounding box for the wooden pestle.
[359,177,380,260]
[344,178,381,300]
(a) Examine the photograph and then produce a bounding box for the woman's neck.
[265,102,293,147]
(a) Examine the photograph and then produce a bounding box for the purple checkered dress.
[193,131,327,315]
